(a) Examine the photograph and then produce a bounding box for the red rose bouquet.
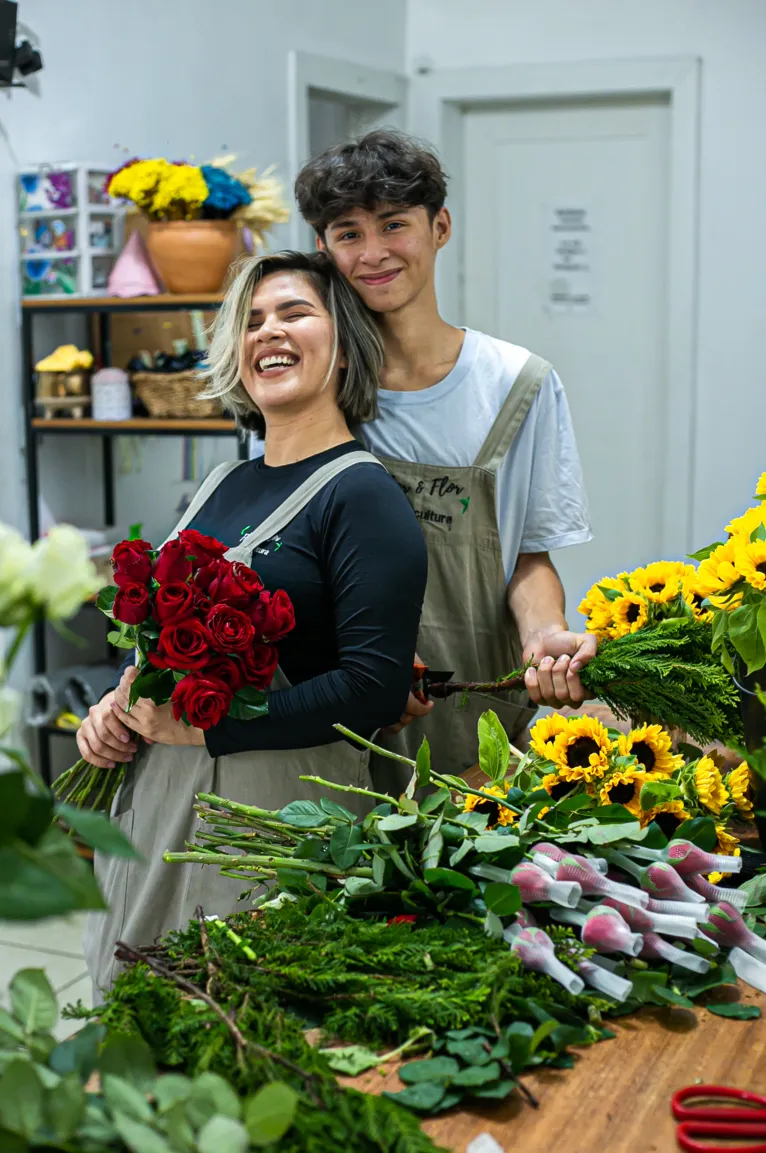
[53,529,295,815]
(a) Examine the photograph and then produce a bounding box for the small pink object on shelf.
[107,230,164,298]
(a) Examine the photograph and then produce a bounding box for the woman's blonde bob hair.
[199,250,383,437]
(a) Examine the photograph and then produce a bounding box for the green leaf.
[482,881,521,917]
[102,1075,153,1123]
[451,810,490,833]
[530,1019,560,1054]
[45,1076,86,1143]
[585,820,644,845]
[752,523,766,543]
[688,543,724,562]
[0,827,106,920]
[319,797,355,823]
[415,738,431,789]
[423,867,477,892]
[377,813,419,832]
[445,1038,491,1065]
[191,1073,241,1121]
[473,833,519,853]
[320,1045,382,1076]
[54,804,140,858]
[672,817,717,851]
[0,1060,44,1137]
[452,1061,501,1088]
[197,1115,250,1153]
[729,603,766,673]
[372,852,387,887]
[107,628,138,650]
[449,838,473,868]
[473,1080,516,1101]
[9,968,57,1035]
[111,1112,173,1153]
[244,1082,299,1148]
[383,1082,447,1113]
[477,710,511,785]
[420,788,450,815]
[483,910,504,938]
[99,1035,156,1091]
[399,1057,459,1084]
[96,585,118,613]
[555,794,595,813]
[50,1021,107,1080]
[227,688,269,721]
[652,986,695,1009]
[639,780,682,812]
[705,1003,761,1020]
[292,836,330,862]
[329,823,363,870]
[276,800,329,829]
[343,876,383,897]
[0,1008,25,1045]
[153,1074,192,1114]
[505,1022,533,1072]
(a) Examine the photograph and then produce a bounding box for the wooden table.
[347,986,766,1152]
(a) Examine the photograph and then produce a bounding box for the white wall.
[406,0,766,551]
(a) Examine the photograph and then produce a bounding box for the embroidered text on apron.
[84,451,385,994]
[369,353,550,793]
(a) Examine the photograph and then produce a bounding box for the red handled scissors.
[673,1085,766,1152]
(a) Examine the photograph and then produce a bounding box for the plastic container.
[92,368,132,421]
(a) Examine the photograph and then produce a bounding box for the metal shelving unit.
[22,293,247,783]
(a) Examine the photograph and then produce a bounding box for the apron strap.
[473,353,551,473]
[226,449,384,559]
[163,460,245,545]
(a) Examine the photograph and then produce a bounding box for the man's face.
[319,203,451,314]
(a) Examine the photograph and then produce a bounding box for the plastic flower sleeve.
[728,946,766,994]
[705,902,766,963]
[665,840,743,876]
[531,842,608,874]
[577,958,634,1002]
[509,927,585,995]
[646,897,710,921]
[601,896,699,941]
[686,872,748,909]
[640,862,706,904]
[555,856,649,908]
[502,907,537,943]
[640,931,711,973]
[509,862,582,908]
[581,907,644,957]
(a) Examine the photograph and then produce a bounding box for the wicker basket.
[132,372,222,419]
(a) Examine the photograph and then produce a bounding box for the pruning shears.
[411,663,455,703]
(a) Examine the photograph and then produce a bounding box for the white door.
[462,96,670,620]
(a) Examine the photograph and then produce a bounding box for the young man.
[294,130,596,778]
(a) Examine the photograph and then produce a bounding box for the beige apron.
[84,450,384,994]
[370,353,550,792]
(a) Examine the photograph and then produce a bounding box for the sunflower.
[756,472,766,501]
[598,765,648,818]
[692,755,729,816]
[541,772,577,803]
[617,724,683,776]
[462,784,517,829]
[682,566,713,623]
[609,593,649,638]
[732,538,766,592]
[577,575,627,637]
[724,762,755,821]
[529,713,569,761]
[695,539,741,599]
[708,825,741,883]
[726,504,766,540]
[551,716,612,782]
[628,561,687,604]
[640,799,690,836]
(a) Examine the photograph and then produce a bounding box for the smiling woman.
[82,251,428,994]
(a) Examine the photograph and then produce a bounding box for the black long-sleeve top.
[126,442,426,755]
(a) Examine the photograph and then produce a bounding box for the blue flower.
[200,165,252,214]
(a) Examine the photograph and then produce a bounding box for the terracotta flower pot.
[146,219,239,294]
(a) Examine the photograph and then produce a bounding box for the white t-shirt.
[361,328,592,583]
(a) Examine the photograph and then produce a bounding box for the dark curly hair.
[295,129,448,235]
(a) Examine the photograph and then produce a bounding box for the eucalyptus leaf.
[9,968,57,1035]
[197,1115,250,1153]
[477,710,510,784]
[244,1081,299,1148]
[705,1002,761,1020]
[276,800,329,829]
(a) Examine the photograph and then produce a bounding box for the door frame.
[286,50,407,250]
[409,58,700,555]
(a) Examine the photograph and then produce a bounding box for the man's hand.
[112,666,205,747]
[522,630,598,709]
[381,692,434,736]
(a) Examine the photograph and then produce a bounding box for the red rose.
[241,642,278,689]
[206,604,255,653]
[171,675,232,729]
[112,540,153,589]
[259,589,295,642]
[154,539,193,584]
[177,528,229,568]
[154,582,195,626]
[113,582,151,625]
[208,561,264,608]
[149,619,212,671]
[203,655,245,694]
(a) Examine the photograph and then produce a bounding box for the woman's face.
[240,271,343,423]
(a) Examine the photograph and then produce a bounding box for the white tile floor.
[0,913,92,1041]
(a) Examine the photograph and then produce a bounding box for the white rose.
[27,525,101,620]
[0,524,33,626]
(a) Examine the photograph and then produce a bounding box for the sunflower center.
[475,800,501,826]
[653,811,685,838]
[567,737,600,767]
[757,563,766,577]
[649,582,665,592]
[626,603,641,623]
[631,741,656,771]
[548,780,574,801]
[608,781,636,805]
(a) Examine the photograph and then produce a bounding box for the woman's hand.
[112,667,205,747]
[76,690,138,769]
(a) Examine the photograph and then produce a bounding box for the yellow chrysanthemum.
[598,765,650,818]
[756,472,766,501]
[732,538,766,593]
[609,592,649,639]
[151,164,208,217]
[641,799,690,834]
[628,561,687,604]
[462,784,516,829]
[693,755,729,816]
[726,504,766,540]
[681,566,713,623]
[695,538,741,600]
[529,713,570,760]
[551,716,612,782]
[708,825,741,882]
[617,724,683,776]
[724,762,755,821]
[109,158,169,210]
[578,575,627,637]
